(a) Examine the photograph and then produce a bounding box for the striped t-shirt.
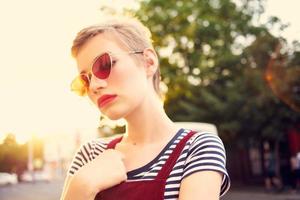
[68,128,230,199]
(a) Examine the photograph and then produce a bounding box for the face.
[75,34,149,120]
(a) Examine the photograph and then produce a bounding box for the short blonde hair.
[71,16,161,97]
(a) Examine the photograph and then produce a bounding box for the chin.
[104,113,124,120]
[99,106,128,121]
[99,97,142,121]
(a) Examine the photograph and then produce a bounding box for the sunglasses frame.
[71,50,144,96]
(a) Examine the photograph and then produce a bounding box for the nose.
[89,75,107,95]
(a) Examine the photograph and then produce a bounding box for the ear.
[143,48,159,78]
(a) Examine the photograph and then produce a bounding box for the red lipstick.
[97,95,117,108]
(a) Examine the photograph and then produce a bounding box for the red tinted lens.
[92,53,111,79]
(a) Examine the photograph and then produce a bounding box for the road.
[0,180,63,200]
[223,190,300,200]
[0,180,299,200]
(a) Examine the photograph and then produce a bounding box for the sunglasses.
[71,51,143,96]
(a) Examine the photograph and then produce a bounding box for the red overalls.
[94,130,196,200]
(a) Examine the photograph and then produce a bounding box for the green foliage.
[132,0,299,145]
[98,0,299,146]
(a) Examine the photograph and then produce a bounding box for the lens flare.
[265,43,300,112]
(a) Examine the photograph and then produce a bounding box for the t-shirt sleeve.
[182,132,230,197]
[67,139,107,176]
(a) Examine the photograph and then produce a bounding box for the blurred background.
[0,0,299,199]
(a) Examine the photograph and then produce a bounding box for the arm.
[179,171,222,200]
[60,154,124,200]
[178,132,230,199]
[60,173,98,200]
[60,175,72,200]
[60,141,100,200]
[60,148,127,200]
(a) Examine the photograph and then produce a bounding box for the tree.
[97,0,300,183]
[131,0,299,145]
[0,133,45,177]
[98,0,299,146]
[0,134,27,175]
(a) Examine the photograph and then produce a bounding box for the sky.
[262,0,300,44]
[0,0,299,142]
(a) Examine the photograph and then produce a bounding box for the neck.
[123,92,177,146]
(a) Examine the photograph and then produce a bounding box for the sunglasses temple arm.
[131,50,144,54]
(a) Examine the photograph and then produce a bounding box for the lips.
[97,94,117,108]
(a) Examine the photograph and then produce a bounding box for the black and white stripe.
[68,129,230,199]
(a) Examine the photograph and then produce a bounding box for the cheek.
[102,82,146,120]
[112,65,148,104]
[113,62,148,94]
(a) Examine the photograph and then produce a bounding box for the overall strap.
[107,136,123,149]
[155,130,196,180]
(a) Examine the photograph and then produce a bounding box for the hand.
[74,149,127,196]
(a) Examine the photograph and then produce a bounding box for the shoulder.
[79,138,108,159]
[186,131,226,155]
[183,130,227,168]
[181,130,230,197]
[180,130,225,156]
[67,137,113,176]
[187,131,223,145]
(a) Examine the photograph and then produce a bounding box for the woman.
[60,16,230,200]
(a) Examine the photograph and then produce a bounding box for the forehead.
[76,33,127,71]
